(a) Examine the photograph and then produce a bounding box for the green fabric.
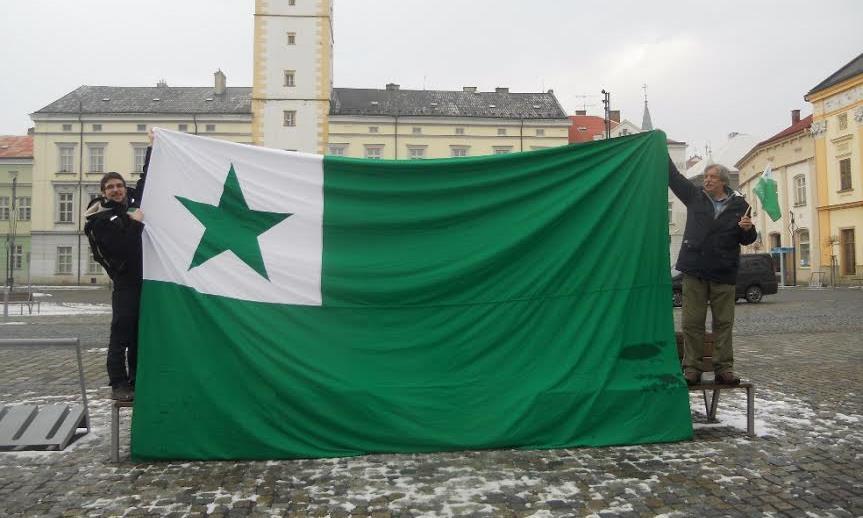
[131,131,692,460]
[754,172,781,222]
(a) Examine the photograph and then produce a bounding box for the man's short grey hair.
[703,163,731,185]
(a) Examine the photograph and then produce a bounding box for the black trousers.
[107,284,141,387]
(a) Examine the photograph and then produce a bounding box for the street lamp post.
[6,170,17,291]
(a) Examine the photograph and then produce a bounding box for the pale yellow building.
[737,111,818,285]
[804,52,863,282]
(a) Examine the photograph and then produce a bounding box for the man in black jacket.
[84,145,149,401]
[669,159,757,386]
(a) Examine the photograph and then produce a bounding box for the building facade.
[737,111,818,285]
[0,136,33,287]
[804,52,863,282]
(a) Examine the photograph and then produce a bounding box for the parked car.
[672,253,779,307]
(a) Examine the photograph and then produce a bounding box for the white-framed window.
[57,192,74,223]
[62,124,73,132]
[364,145,383,159]
[284,70,295,87]
[137,124,147,132]
[793,175,806,206]
[798,229,810,268]
[620,128,630,136]
[450,146,469,157]
[283,110,296,127]
[92,124,102,132]
[178,124,188,132]
[412,127,422,135]
[17,197,31,221]
[288,0,295,4]
[11,244,23,269]
[455,127,465,135]
[58,144,75,172]
[287,32,296,45]
[369,126,379,133]
[0,197,8,220]
[493,146,512,155]
[205,124,216,132]
[536,128,545,136]
[497,128,507,136]
[87,247,104,274]
[133,145,148,174]
[408,146,426,160]
[88,144,105,173]
[56,246,73,274]
[328,144,347,156]
[839,158,852,191]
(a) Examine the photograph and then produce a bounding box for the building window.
[838,113,848,131]
[536,129,545,136]
[288,0,295,4]
[412,127,422,135]
[328,144,347,156]
[58,144,75,172]
[12,244,23,269]
[839,158,852,191]
[798,229,810,268]
[283,110,296,127]
[369,126,379,133]
[205,124,216,132]
[450,146,469,157]
[57,192,74,223]
[620,128,630,136]
[284,70,295,87]
[88,145,105,173]
[493,146,512,155]
[133,145,148,174]
[455,127,465,135]
[364,146,383,159]
[497,128,507,136]
[408,146,426,160]
[87,247,103,274]
[62,124,73,132]
[287,32,296,45]
[92,124,102,132]
[178,124,188,132]
[840,229,856,275]
[137,124,147,132]
[793,175,806,206]
[17,197,31,221]
[56,246,73,274]
[0,197,8,220]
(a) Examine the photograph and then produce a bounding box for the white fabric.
[141,129,323,305]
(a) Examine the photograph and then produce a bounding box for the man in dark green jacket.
[669,159,757,385]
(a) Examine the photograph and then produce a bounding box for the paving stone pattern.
[1,287,862,517]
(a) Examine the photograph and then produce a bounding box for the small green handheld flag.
[754,164,781,221]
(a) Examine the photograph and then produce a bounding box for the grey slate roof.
[33,85,569,120]
[330,88,568,119]
[807,52,863,97]
[33,86,252,115]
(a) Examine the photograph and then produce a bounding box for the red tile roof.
[569,115,617,143]
[0,136,33,158]
[757,114,813,147]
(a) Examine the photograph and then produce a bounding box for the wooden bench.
[675,332,755,437]
[2,290,40,315]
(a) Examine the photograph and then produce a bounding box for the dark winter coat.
[668,158,758,285]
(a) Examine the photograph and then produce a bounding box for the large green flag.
[754,164,781,221]
[131,129,692,460]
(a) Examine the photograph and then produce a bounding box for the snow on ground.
[3,302,111,318]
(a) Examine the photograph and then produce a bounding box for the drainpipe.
[77,98,84,286]
[394,115,399,159]
[193,113,199,135]
[520,119,524,152]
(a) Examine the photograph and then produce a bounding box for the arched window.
[793,175,806,206]
[797,229,810,267]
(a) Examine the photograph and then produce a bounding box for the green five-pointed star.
[176,164,291,280]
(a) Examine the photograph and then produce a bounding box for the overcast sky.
[1,0,860,157]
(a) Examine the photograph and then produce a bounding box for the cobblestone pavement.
[1,287,862,517]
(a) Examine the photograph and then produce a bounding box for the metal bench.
[111,400,134,462]
[2,289,41,316]
[675,332,755,437]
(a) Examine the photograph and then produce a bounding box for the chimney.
[385,83,400,91]
[547,89,554,94]
[495,87,509,93]
[27,127,35,136]
[156,79,168,88]
[575,110,587,116]
[609,110,620,123]
[463,86,477,93]
[791,109,801,124]
[214,69,226,95]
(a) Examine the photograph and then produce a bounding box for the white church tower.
[252,0,333,153]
